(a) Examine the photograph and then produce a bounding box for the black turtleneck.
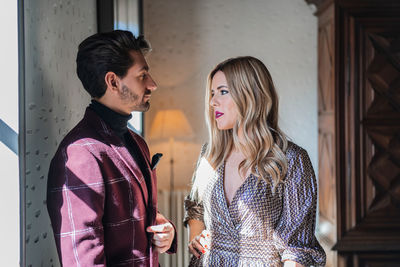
[88,100,151,194]
[89,99,132,140]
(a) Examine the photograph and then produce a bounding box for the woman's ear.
[104,71,120,93]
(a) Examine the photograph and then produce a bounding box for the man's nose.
[147,75,157,91]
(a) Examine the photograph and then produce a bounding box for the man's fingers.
[148,222,175,253]
[152,238,170,247]
[146,223,173,233]
[154,245,169,253]
[152,232,170,241]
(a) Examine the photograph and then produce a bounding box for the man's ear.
[104,72,120,93]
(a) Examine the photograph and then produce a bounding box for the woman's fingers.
[188,232,212,259]
[188,237,204,258]
[194,235,207,253]
[188,244,199,258]
[199,230,211,250]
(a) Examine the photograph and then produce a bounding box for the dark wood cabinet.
[306,0,400,266]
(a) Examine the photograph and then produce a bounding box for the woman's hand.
[283,260,305,267]
[188,229,211,258]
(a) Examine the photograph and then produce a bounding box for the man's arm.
[47,144,106,266]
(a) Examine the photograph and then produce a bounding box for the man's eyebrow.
[139,65,149,71]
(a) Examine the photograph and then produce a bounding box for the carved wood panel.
[363,32,400,226]
[334,5,400,256]
[309,0,400,265]
[317,3,337,267]
[339,252,400,267]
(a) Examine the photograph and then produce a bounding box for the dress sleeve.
[273,146,326,266]
[47,144,106,267]
[183,144,208,227]
[183,196,204,227]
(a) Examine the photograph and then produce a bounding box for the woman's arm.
[188,219,205,241]
[185,144,211,258]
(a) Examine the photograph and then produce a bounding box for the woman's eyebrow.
[216,85,228,90]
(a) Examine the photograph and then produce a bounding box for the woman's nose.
[210,96,218,107]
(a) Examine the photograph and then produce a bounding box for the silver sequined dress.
[184,142,326,267]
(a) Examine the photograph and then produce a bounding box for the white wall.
[144,0,318,190]
[0,2,19,265]
[23,1,96,266]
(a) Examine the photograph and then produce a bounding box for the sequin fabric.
[184,142,326,266]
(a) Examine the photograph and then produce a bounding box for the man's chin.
[143,104,150,112]
[135,102,150,112]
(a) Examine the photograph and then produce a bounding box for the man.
[47,30,176,266]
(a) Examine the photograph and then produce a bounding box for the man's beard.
[120,85,151,112]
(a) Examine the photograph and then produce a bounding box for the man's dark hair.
[76,30,151,98]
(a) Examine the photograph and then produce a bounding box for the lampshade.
[149,109,193,140]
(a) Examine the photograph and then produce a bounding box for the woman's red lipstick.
[215,111,224,119]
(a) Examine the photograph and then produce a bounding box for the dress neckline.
[220,162,253,209]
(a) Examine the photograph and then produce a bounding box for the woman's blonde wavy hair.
[205,56,288,186]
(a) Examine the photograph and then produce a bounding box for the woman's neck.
[234,125,246,148]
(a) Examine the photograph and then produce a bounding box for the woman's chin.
[216,124,233,131]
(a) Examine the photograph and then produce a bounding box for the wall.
[22,0,96,266]
[143,0,318,190]
[0,2,19,266]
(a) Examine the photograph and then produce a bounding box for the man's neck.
[89,100,132,138]
[94,96,130,116]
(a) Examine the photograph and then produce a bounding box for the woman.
[184,56,326,266]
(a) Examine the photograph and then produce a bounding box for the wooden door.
[308,0,400,265]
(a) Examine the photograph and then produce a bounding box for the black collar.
[88,100,132,138]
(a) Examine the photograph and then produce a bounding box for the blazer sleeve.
[47,143,106,267]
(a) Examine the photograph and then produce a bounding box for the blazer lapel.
[88,109,149,207]
[129,131,158,223]
[110,141,149,206]
[129,132,151,170]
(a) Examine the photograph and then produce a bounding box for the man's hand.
[146,213,175,253]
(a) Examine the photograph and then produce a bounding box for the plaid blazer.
[47,108,176,266]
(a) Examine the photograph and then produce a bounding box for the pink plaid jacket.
[47,108,176,266]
